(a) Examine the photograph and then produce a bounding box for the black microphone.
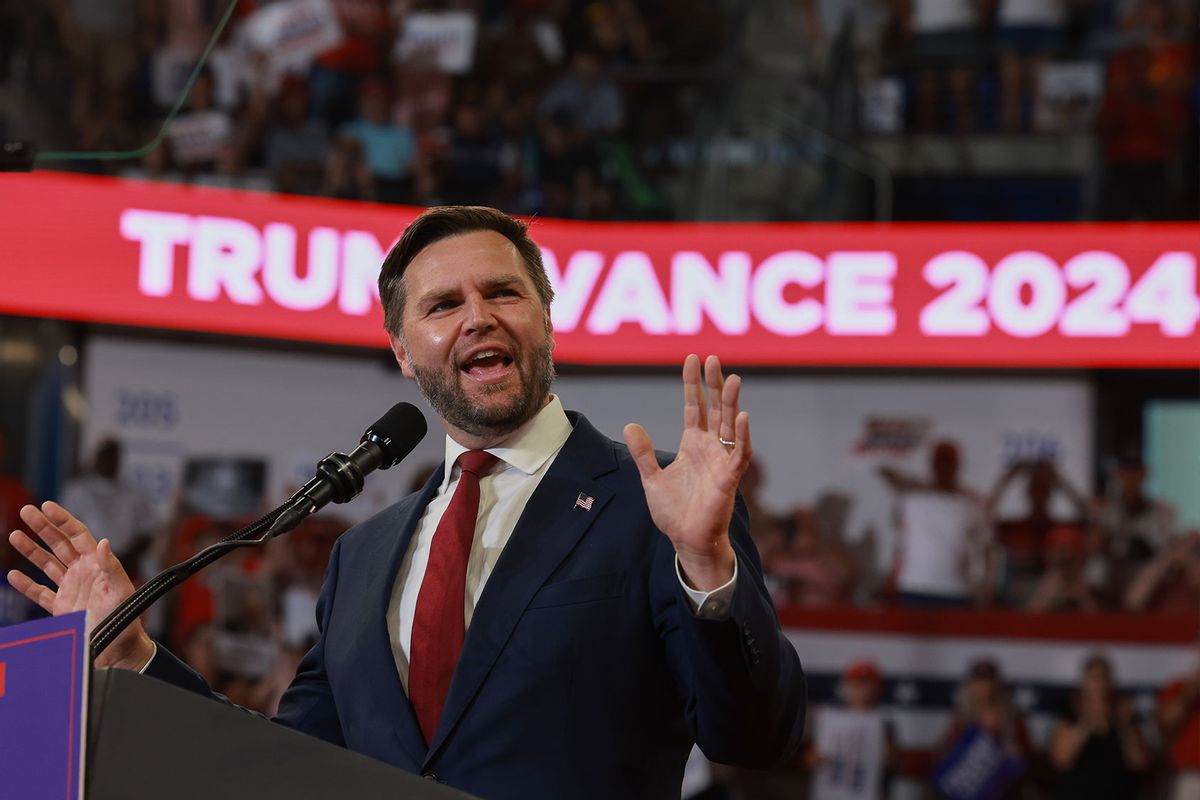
[264,402,427,537]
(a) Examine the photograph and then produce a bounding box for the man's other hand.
[7,501,154,670]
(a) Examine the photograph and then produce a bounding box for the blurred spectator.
[995,0,1070,132]
[737,458,788,564]
[391,64,454,142]
[1123,531,1200,613]
[1098,449,1178,584]
[321,133,376,201]
[770,506,860,607]
[805,660,898,800]
[880,440,991,608]
[582,0,651,68]
[58,437,160,577]
[337,76,417,203]
[48,0,139,91]
[1158,637,1200,800]
[263,76,331,195]
[494,88,542,213]
[276,516,344,651]
[309,0,392,126]
[900,0,986,132]
[434,94,512,206]
[477,6,560,85]
[536,107,602,218]
[537,48,625,137]
[165,68,235,172]
[1026,524,1102,612]
[988,458,1091,605]
[934,658,1032,800]
[1095,0,1194,220]
[1048,654,1150,799]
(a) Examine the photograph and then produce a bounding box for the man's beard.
[408,335,556,439]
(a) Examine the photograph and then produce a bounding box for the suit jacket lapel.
[424,414,617,764]
[362,466,443,767]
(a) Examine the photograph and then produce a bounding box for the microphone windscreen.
[363,402,427,468]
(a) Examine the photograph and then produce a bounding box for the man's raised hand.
[7,501,155,670]
[623,354,751,592]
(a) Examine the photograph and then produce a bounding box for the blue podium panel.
[0,611,88,800]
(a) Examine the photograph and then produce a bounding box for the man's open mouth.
[461,349,515,383]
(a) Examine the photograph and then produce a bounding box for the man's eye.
[494,288,519,298]
[430,300,456,313]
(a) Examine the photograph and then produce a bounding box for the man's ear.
[544,306,556,349]
[388,331,416,379]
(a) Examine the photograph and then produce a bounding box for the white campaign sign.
[812,708,886,800]
[394,11,478,74]
[239,0,343,74]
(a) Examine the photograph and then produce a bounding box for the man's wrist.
[676,543,736,592]
[107,633,157,673]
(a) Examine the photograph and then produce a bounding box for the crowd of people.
[4,430,1196,641]
[2,0,721,221]
[766,648,1200,800]
[1,0,1195,221]
[745,438,1198,616]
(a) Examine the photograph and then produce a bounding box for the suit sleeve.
[651,494,806,767]
[142,538,348,747]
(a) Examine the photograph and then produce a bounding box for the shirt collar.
[441,395,572,487]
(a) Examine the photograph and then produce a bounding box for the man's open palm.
[624,355,752,591]
[7,501,153,669]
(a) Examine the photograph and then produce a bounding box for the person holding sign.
[7,206,807,799]
[807,660,898,800]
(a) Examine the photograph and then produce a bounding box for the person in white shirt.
[58,437,159,574]
[880,439,991,607]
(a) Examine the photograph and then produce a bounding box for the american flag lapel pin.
[574,492,594,511]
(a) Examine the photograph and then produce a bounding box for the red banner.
[2,172,1197,367]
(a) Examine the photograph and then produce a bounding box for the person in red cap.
[1026,524,1101,612]
[804,659,898,799]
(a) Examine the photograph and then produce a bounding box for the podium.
[87,669,474,800]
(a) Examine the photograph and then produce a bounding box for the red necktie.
[409,449,499,745]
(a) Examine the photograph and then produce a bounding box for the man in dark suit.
[7,207,805,798]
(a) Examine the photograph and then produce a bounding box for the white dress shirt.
[387,395,737,691]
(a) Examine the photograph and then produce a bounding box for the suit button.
[422,773,438,782]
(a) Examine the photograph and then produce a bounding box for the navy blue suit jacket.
[148,411,806,798]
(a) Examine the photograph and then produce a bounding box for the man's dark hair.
[378,206,554,336]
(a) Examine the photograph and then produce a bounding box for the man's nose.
[462,294,496,333]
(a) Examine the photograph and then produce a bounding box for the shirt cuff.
[136,641,158,674]
[675,555,738,619]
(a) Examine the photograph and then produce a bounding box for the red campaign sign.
[2,171,1198,367]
